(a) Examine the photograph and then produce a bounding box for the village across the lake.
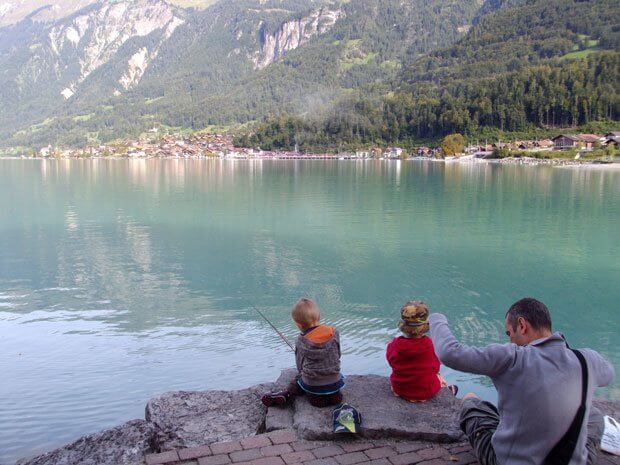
[12,130,620,165]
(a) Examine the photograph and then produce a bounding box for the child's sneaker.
[261,391,289,407]
[448,385,459,397]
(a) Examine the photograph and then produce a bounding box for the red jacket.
[386,335,441,401]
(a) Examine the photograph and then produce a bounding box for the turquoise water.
[0,159,618,463]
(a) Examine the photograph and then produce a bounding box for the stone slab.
[145,384,273,451]
[274,368,298,388]
[291,373,463,442]
[265,368,297,432]
[594,399,620,419]
[265,406,295,432]
[16,419,154,465]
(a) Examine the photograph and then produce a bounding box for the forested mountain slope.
[239,0,620,151]
[0,0,480,148]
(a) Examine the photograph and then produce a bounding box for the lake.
[0,159,618,463]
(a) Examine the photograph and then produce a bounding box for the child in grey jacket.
[262,298,344,408]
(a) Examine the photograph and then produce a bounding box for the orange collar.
[304,324,335,343]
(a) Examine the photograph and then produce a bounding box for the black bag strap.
[544,349,589,465]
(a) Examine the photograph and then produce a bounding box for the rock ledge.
[15,371,620,465]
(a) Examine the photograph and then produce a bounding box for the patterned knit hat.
[398,300,430,337]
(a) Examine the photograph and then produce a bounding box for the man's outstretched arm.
[429,313,516,377]
[581,348,615,387]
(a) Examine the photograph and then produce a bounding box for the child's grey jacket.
[295,327,342,386]
[429,313,614,465]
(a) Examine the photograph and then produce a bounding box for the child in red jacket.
[386,301,458,401]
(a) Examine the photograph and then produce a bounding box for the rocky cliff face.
[251,7,342,70]
[5,1,340,99]
[116,15,185,91]
[13,0,185,99]
[0,0,215,27]
[0,0,95,27]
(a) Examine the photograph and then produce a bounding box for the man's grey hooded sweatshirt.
[429,313,614,465]
[295,325,342,386]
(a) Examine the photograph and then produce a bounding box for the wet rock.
[145,384,273,451]
[16,419,154,465]
[292,373,463,442]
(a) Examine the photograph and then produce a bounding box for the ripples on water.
[0,159,619,463]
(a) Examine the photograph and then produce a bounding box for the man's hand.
[462,392,480,401]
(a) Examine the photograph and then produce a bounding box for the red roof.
[578,134,602,142]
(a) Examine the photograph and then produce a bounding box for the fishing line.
[244,300,295,352]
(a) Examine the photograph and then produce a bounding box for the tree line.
[235,52,619,151]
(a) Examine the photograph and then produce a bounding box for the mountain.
[0,0,217,26]
[0,0,481,148]
[239,0,620,151]
[2,1,185,99]
[0,0,187,147]
[401,0,619,83]
[0,0,96,26]
[1,0,617,151]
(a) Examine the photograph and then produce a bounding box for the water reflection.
[0,159,618,463]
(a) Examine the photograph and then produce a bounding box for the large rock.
[272,369,463,442]
[145,384,273,451]
[16,420,154,465]
[594,398,620,419]
[265,368,297,432]
[14,372,620,465]
[265,406,295,432]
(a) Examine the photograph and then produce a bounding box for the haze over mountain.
[0,0,617,150]
[240,0,620,150]
[0,0,216,26]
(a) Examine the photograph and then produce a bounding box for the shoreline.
[13,370,620,465]
[12,370,620,465]
[1,155,618,169]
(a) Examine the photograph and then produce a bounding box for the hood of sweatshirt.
[302,325,335,343]
[297,325,338,351]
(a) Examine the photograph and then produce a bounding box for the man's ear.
[517,316,528,335]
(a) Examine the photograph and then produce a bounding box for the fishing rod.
[247,302,295,353]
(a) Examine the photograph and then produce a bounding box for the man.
[429,297,614,465]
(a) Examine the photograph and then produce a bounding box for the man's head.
[505,297,553,346]
[292,298,321,330]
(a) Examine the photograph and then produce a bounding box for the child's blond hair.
[292,298,321,329]
[398,300,430,338]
